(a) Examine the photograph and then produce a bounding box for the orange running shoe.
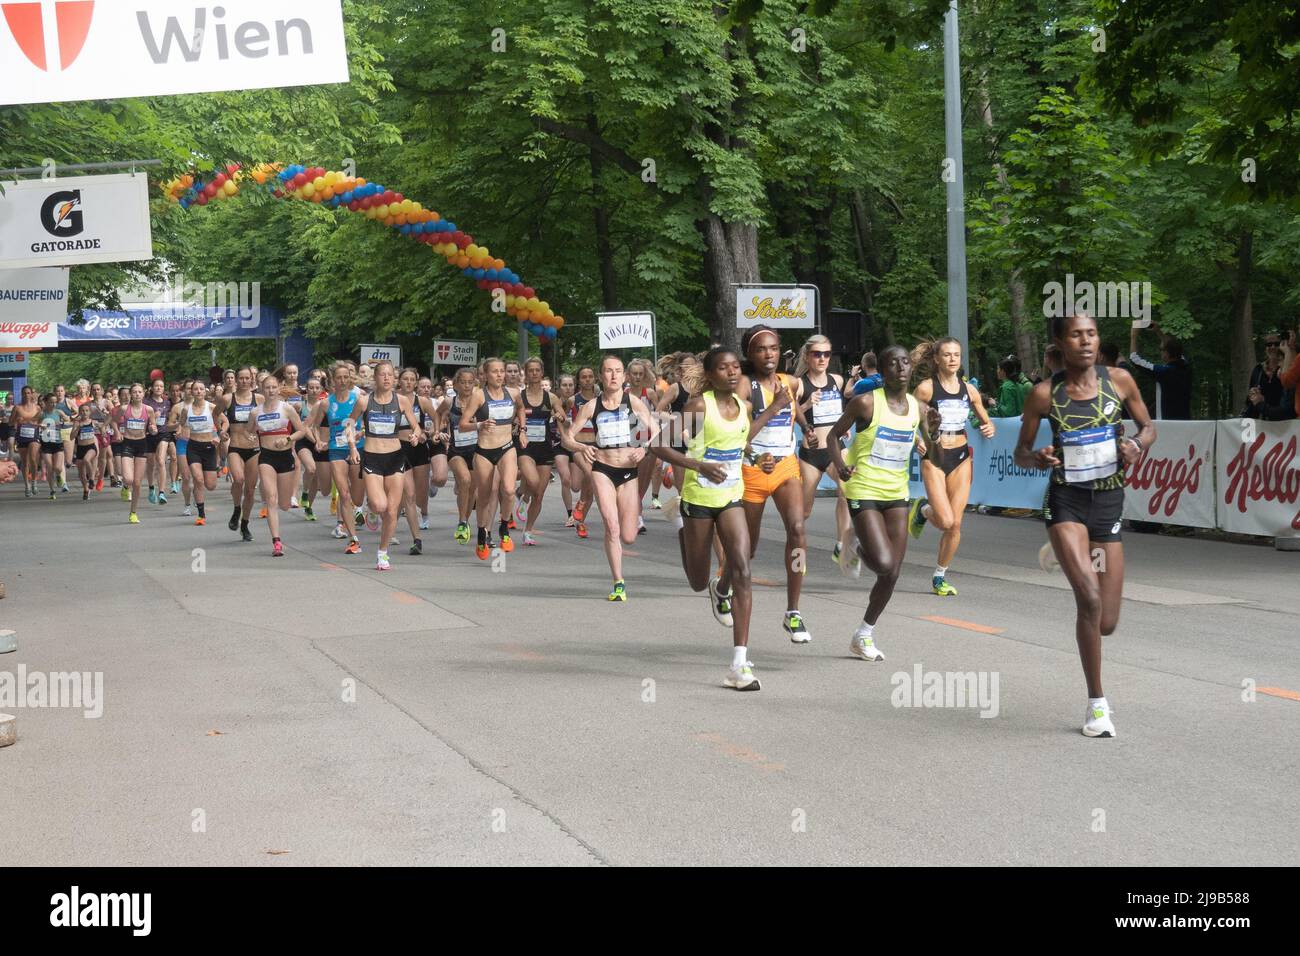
[195,517,206,526]
[476,542,490,560]
[572,502,586,523]
[576,521,588,539]
[507,516,517,530]
[344,539,361,555]
[500,533,514,553]
[259,506,268,519]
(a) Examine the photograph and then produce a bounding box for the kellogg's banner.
[1122,420,1216,529]
[1215,419,1300,537]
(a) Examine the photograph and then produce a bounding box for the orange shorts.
[741,453,801,504]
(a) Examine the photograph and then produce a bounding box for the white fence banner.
[1215,419,1300,537]
[1122,419,1217,528]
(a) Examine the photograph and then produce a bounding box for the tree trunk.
[808,189,835,330]
[700,215,759,350]
[1229,230,1254,415]
[975,69,1035,373]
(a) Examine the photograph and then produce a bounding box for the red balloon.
[204,183,218,197]
[213,173,227,187]
[272,188,284,198]
[197,194,209,205]
[393,193,404,203]
[293,172,307,187]
[522,287,535,299]
[348,200,360,211]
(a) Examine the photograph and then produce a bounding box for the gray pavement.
[1,474,1296,866]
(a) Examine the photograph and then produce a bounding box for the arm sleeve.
[851,373,884,396]
[1128,351,1155,372]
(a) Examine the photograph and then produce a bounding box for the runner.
[9,386,41,498]
[626,357,661,535]
[459,358,524,560]
[1015,313,1153,738]
[86,384,111,491]
[397,367,438,554]
[552,373,578,525]
[115,384,157,523]
[793,334,855,566]
[566,366,599,539]
[216,368,261,542]
[254,372,309,557]
[515,357,565,546]
[738,326,812,643]
[652,347,793,688]
[296,374,330,521]
[182,381,223,526]
[905,337,996,597]
[164,391,194,516]
[109,387,129,497]
[561,355,659,601]
[71,403,100,499]
[419,375,450,530]
[345,361,423,570]
[440,367,479,546]
[306,362,363,554]
[827,345,940,663]
[143,377,173,506]
[53,384,76,492]
[38,394,72,500]
[654,352,699,505]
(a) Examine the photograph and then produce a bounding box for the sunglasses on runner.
[809,350,831,358]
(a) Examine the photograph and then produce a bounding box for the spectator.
[987,355,1032,417]
[1034,344,1064,383]
[1280,329,1300,420]
[1243,330,1294,420]
[1129,321,1192,419]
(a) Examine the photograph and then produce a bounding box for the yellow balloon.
[375,204,389,218]
[302,182,316,197]
[312,176,325,189]
[527,296,540,308]
[223,181,238,196]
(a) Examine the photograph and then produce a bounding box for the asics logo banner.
[83,315,131,331]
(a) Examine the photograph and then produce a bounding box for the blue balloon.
[471,268,484,279]
[462,267,474,276]
[399,224,411,235]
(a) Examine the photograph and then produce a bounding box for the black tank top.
[1047,366,1126,491]
[593,391,637,449]
[931,374,971,435]
[363,393,402,439]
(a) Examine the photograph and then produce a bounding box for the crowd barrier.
[812,417,1300,539]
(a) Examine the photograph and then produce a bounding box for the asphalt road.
[1,474,1296,866]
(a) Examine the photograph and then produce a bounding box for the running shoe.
[608,580,627,602]
[364,512,380,533]
[724,662,761,691]
[96,478,104,491]
[661,496,680,524]
[289,498,299,509]
[354,509,365,527]
[376,550,391,571]
[831,541,842,565]
[409,538,423,556]
[82,489,89,500]
[572,502,586,523]
[332,524,347,539]
[932,575,958,597]
[158,492,167,505]
[1082,701,1116,738]
[195,516,206,526]
[784,611,812,644]
[500,533,514,553]
[389,529,400,545]
[259,506,268,519]
[228,511,241,531]
[637,516,646,535]
[651,496,661,510]
[345,540,361,555]
[60,484,70,494]
[272,540,284,558]
[476,541,490,560]
[171,480,180,494]
[515,500,527,525]
[907,498,928,539]
[299,492,309,509]
[564,513,576,528]
[241,527,253,542]
[183,505,193,517]
[148,488,157,504]
[128,513,140,524]
[303,506,316,522]
[455,522,470,545]
[708,577,734,627]
[576,521,588,539]
[836,532,863,579]
[848,626,885,661]
[120,486,129,501]
[418,515,429,531]
[1038,541,1059,573]
[49,491,56,500]
[524,531,537,546]
[662,466,673,484]
[507,515,517,531]
[24,487,31,498]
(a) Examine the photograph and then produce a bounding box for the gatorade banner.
[1121,420,1216,528]
[1215,419,1300,537]
[0,175,151,268]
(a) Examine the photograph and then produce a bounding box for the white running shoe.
[331,524,347,539]
[1038,541,1060,573]
[724,662,761,691]
[516,500,528,525]
[376,551,391,571]
[1082,700,1117,738]
[661,495,680,524]
[837,530,863,579]
[849,626,885,661]
[708,576,734,627]
[419,515,430,531]
[182,505,193,517]
[524,531,537,546]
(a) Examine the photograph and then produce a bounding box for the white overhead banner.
[736,286,816,329]
[0,266,70,321]
[1215,419,1300,537]
[597,312,655,349]
[0,175,151,268]
[433,340,478,366]
[0,0,350,106]
[1121,419,1217,529]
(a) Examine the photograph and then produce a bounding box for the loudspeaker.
[825,308,866,358]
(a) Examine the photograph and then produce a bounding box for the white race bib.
[812,393,842,426]
[1061,425,1118,483]
[332,431,350,449]
[454,429,478,448]
[18,424,36,439]
[868,426,914,471]
[752,409,794,457]
[525,421,547,442]
[596,415,631,447]
[234,407,251,423]
[368,413,396,437]
[696,447,741,489]
[937,398,969,432]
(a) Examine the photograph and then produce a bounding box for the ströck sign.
[0,1,349,106]
[736,286,816,329]
[0,174,151,268]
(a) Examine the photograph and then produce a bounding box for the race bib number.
[812,393,842,426]
[752,410,794,457]
[868,426,914,471]
[188,415,210,430]
[79,425,96,439]
[332,431,349,449]
[696,446,741,489]
[454,429,478,448]
[488,401,514,423]
[126,418,147,433]
[368,413,397,436]
[234,407,251,423]
[937,398,969,432]
[257,413,282,430]
[597,414,631,447]
[1061,425,1118,483]
[525,420,547,442]
[18,424,36,439]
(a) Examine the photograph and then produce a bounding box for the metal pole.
[0,159,162,178]
[518,325,528,364]
[943,1,969,360]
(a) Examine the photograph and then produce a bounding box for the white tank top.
[187,401,216,436]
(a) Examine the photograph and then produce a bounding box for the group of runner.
[5,312,1149,735]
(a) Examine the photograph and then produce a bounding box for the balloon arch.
[164,163,563,341]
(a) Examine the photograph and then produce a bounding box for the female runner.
[115,384,157,522]
[72,403,100,499]
[182,380,224,526]
[254,372,309,556]
[9,386,41,497]
[566,366,599,539]
[515,357,565,546]
[626,357,661,534]
[441,367,479,546]
[551,373,578,525]
[793,334,854,563]
[459,358,524,560]
[305,362,363,554]
[217,368,261,542]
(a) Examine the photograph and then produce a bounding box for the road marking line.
[1258,687,1300,702]
[921,615,1005,635]
[752,577,782,587]
[500,644,546,662]
[392,592,422,605]
[692,732,785,773]
[319,562,341,571]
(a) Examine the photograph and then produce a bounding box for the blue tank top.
[328,391,361,450]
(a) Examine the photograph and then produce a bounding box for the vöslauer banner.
[0,174,152,268]
[0,0,349,106]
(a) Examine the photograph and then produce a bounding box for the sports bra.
[226,394,257,427]
[363,393,402,439]
[255,402,292,437]
[475,387,515,424]
[931,374,971,435]
[186,402,217,436]
[592,391,637,450]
